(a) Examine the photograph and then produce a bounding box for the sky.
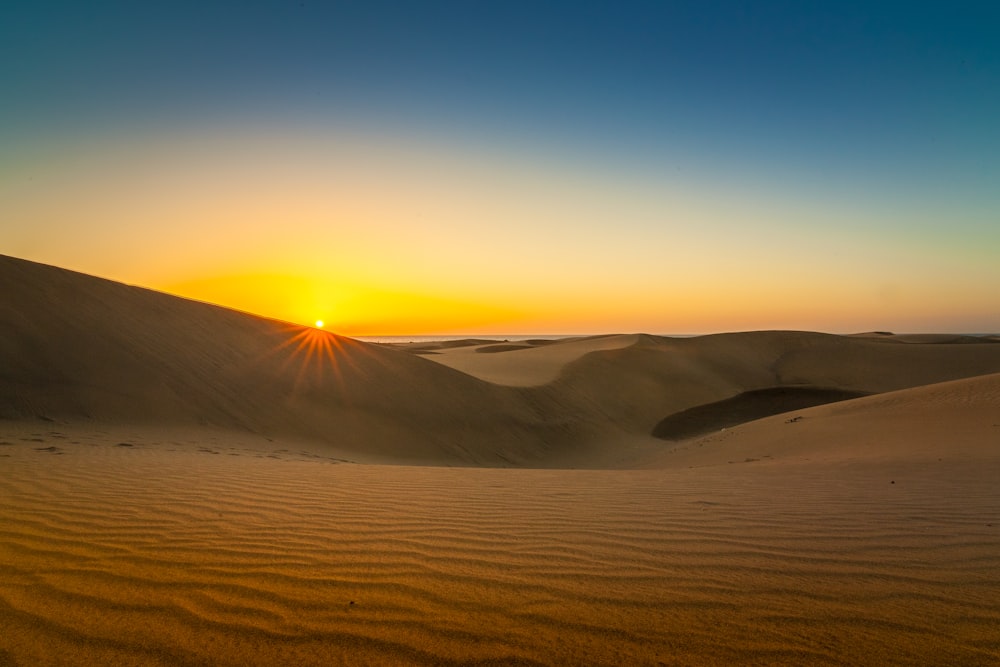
[2,1,998,335]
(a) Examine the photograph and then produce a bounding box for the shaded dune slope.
[0,255,557,465]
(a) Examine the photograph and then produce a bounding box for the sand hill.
[3,253,1000,665]
[6,253,1000,467]
[0,254,560,465]
[401,328,1000,466]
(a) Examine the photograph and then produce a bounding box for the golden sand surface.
[2,424,999,666]
[3,254,1000,664]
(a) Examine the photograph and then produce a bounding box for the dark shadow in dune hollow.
[652,386,870,440]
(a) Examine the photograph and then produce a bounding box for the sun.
[315,320,324,328]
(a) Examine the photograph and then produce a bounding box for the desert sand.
[2,253,1000,665]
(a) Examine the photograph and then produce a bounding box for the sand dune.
[659,371,1000,468]
[5,254,1000,466]
[0,255,561,466]
[3,254,1000,664]
[504,331,1000,455]
[405,334,637,386]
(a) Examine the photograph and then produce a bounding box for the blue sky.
[3,1,999,333]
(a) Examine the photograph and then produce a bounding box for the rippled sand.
[3,426,999,666]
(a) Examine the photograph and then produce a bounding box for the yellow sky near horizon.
[4,125,998,335]
[4,1,1000,337]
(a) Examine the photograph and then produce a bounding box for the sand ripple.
[2,435,1000,665]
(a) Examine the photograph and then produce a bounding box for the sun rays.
[266,322,422,411]
[272,325,350,395]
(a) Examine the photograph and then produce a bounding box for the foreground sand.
[3,413,1000,666]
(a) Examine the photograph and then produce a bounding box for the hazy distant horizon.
[356,331,1000,344]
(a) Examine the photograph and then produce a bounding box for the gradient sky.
[3,1,998,334]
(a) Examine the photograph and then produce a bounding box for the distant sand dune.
[414,333,637,386]
[475,343,533,353]
[517,331,1000,453]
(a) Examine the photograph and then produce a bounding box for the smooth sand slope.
[3,254,1000,665]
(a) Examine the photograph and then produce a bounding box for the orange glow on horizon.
[152,267,1000,337]
[159,270,529,336]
